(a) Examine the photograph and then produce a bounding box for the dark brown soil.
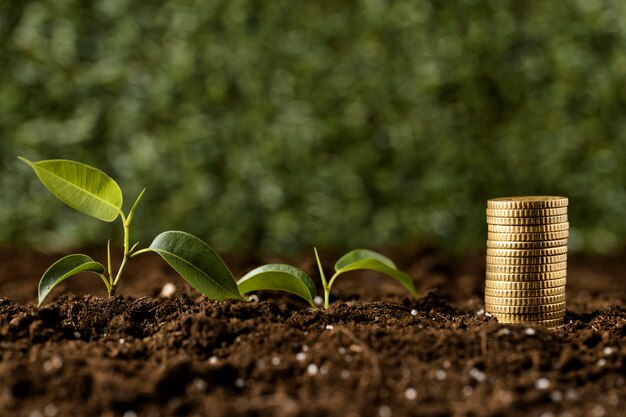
[1,247,625,417]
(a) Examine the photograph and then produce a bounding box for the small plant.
[20,157,315,306]
[242,248,418,309]
[314,248,418,308]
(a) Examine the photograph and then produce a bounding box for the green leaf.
[147,231,244,302]
[334,249,418,297]
[238,264,317,307]
[19,157,123,222]
[38,254,105,306]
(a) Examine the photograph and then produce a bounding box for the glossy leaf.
[334,249,418,297]
[148,231,244,302]
[19,157,123,222]
[38,254,105,306]
[238,264,317,307]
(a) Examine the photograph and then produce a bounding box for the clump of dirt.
[0,247,625,417]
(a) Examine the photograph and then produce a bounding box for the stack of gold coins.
[485,196,568,328]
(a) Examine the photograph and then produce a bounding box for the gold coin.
[486,270,567,281]
[486,215,568,225]
[484,294,566,306]
[493,317,564,327]
[487,196,568,209]
[489,310,565,322]
[484,287,566,298]
[486,207,568,217]
[486,254,567,265]
[486,246,568,257]
[487,223,569,233]
[487,239,568,249]
[485,278,567,289]
[485,302,566,314]
[486,262,567,273]
[488,230,569,242]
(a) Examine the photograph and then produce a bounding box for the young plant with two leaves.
[19,157,317,307]
[240,248,418,309]
[19,157,417,308]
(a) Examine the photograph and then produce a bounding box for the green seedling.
[20,157,315,307]
[237,264,317,308]
[315,248,418,308]
[248,248,418,309]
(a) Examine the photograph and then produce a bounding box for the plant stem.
[324,272,342,309]
[109,212,131,296]
[327,272,340,291]
[314,247,332,309]
[98,273,112,293]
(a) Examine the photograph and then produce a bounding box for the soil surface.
[0,246,625,417]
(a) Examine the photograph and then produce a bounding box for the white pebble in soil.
[550,390,563,402]
[565,388,578,400]
[341,370,350,379]
[592,405,606,417]
[535,378,550,390]
[469,368,486,383]
[44,404,58,417]
[404,388,417,400]
[435,370,447,381]
[209,356,219,365]
[476,309,485,316]
[43,356,63,373]
[192,378,207,392]
[271,356,281,366]
[159,282,176,297]
[325,325,334,330]
[524,327,536,336]
[338,347,346,355]
[314,296,324,307]
[307,364,319,376]
[122,411,137,417]
[410,309,418,316]
[603,347,614,356]
[496,328,511,336]
[295,352,307,362]
[462,386,473,397]
[248,294,259,303]
[596,358,607,367]
[378,405,392,417]
[234,378,245,388]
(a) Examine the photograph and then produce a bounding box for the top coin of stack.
[485,196,568,328]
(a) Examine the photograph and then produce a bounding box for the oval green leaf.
[148,231,244,302]
[334,249,418,297]
[38,254,105,306]
[19,157,123,222]
[238,264,317,307]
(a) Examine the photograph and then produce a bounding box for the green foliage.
[22,158,318,306]
[145,231,245,302]
[38,254,105,306]
[333,249,417,297]
[315,247,416,308]
[18,157,123,222]
[238,264,317,308]
[3,1,626,254]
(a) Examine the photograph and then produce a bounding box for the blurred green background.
[1,0,625,255]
